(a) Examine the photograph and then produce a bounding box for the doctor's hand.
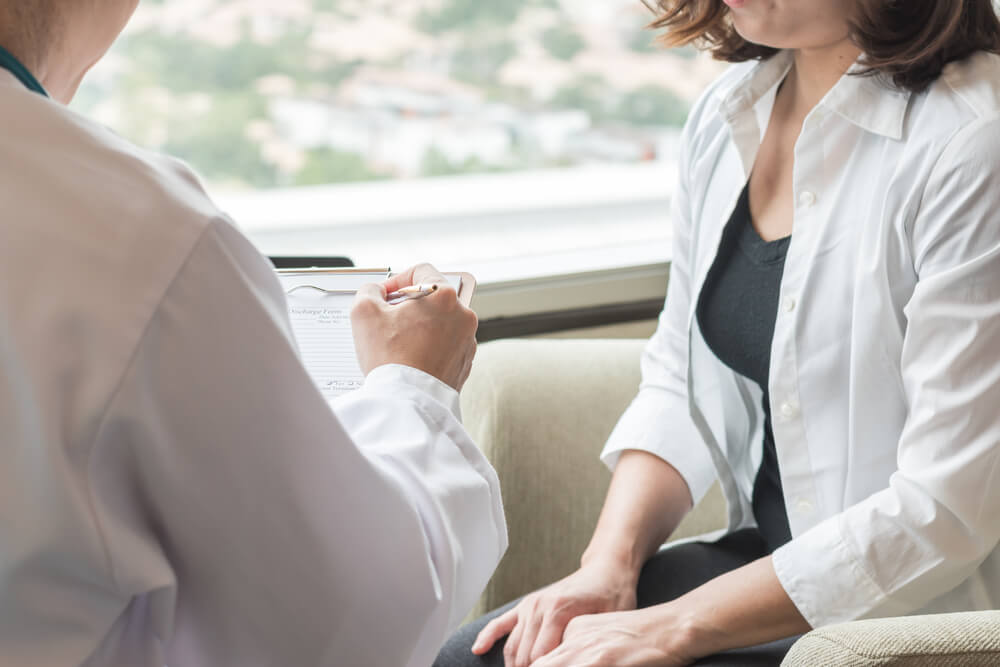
[351,263,478,391]
[472,559,638,667]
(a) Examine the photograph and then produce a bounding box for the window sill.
[219,162,674,323]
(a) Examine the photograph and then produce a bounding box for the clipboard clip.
[285,285,357,296]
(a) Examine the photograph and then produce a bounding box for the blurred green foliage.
[542,26,585,60]
[417,0,522,33]
[451,40,518,85]
[162,94,277,187]
[616,85,689,126]
[120,26,314,93]
[75,2,693,189]
[294,147,385,185]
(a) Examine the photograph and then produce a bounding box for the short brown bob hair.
[647,0,1000,92]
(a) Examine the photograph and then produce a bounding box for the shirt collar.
[0,44,48,97]
[719,50,911,141]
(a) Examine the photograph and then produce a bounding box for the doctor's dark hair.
[644,0,1000,93]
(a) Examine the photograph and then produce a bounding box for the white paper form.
[288,295,363,398]
[277,270,463,401]
[278,271,387,400]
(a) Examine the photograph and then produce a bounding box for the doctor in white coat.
[0,1,506,666]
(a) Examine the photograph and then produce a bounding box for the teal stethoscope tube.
[0,44,47,96]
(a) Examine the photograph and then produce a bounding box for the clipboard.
[275,268,477,399]
[277,268,476,307]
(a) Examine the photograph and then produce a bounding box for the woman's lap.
[434,529,799,667]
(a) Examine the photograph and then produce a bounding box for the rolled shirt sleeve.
[92,217,506,666]
[772,117,1000,627]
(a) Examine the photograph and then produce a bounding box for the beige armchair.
[459,337,1000,666]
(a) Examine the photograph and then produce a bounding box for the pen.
[386,283,439,304]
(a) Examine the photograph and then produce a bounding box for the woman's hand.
[530,608,693,667]
[530,556,811,666]
[472,557,639,667]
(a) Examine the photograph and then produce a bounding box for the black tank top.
[695,185,793,553]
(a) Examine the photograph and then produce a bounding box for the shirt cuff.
[359,364,462,422]
[771,515,890,628]
[600,388,716,504]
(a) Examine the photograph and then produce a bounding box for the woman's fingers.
[503,605,528,665]
[530,611,570,663]
[514,605,544,667]
[472,608,518,655]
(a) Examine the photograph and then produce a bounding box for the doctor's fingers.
[353,283,390,313]
[383,262,448,293]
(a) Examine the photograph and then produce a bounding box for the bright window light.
[74,0,723,284]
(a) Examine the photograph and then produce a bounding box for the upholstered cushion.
[782,611,1000,666]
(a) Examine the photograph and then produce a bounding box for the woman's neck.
[786,39,862,112]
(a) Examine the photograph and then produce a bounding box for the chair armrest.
[460,338,725,618]
[782,611,1000,666]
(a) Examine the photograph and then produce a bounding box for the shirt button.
[779,401,799,419]
[798,190,817,208]
[783,296,797,313]
[794,497,815,514]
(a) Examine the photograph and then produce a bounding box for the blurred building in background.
[76,0,723,191]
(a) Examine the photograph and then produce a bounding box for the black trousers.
[434,529,798,667]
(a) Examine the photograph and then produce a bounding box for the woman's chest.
[687,119,920,335]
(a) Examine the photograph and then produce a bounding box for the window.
[75,0,722,313]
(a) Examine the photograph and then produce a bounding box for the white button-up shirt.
[0,71,506,666]
[603,50,1000,627]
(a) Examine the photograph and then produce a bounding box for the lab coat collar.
[0,46,48,97]
[719,50,911,141]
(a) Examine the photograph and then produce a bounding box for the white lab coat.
[0,71,506,666]
[603,50,1000,627]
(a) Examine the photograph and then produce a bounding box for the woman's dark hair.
[645,0,1000,92]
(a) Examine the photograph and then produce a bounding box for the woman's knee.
[433,599,518,667]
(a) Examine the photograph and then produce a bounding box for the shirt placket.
[768,105,828,537]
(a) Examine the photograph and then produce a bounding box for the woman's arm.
[771,116,1000,628]
[580,450,694,576]
[664,556,810,656]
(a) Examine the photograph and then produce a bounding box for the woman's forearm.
[580,450,694,577]
[657,556,811,658]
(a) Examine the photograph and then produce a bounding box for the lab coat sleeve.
[599,106,717,505]
[95,217,507,666]
[772,116,1000,627]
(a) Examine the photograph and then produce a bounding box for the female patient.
[437,0,1000,665]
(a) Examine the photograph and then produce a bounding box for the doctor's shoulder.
[45,99,227,241]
